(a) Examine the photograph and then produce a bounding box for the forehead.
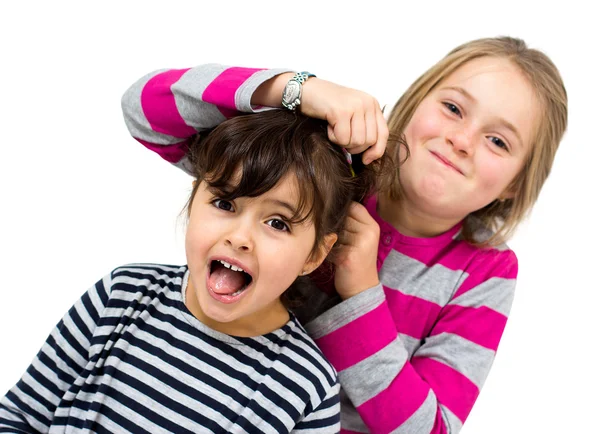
[216,168,303,205]
[437,56,540,150]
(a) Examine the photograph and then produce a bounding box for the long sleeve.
[305,249,517,434]
[0,275,112,433]
[293,382,341,433]
[121,64,291,175]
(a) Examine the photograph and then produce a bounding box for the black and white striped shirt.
[0,264,340,433]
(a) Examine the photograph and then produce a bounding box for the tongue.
[209,267,246,295]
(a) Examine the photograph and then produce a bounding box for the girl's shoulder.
[105,263,188,305]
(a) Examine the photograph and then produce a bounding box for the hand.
[301,79,389,165]
[332,202,380,299]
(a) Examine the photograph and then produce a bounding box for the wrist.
[251,72,294,107]
[281,72,316,111]
[338,278,380,300]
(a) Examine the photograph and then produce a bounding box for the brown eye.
[267,218,290,232]
[213,199,234,212]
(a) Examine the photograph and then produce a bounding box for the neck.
[185,279,290,337]
[377,192,462,238]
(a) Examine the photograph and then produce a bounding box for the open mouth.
[208,259,253,298]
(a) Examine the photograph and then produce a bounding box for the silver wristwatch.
[282,72,316,111]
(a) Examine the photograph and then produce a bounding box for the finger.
[364,102,378,148]
[348,201,375,224]
[342,217,363,235]
[336,228,355,246]
[363,106,389,165]
[330,115,352,146]
[349,110,366,148]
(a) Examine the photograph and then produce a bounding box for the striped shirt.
[0,264,341,433]
[119,65,518,434]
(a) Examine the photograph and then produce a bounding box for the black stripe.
[4,390,50,429]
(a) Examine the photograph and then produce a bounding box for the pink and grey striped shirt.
[121,64,518,434]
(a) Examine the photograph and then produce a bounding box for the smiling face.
[398,56,539,227]
[184,171,332,337]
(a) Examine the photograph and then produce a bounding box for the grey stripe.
[305,284,385,340]
[380,249,466,306]
[398,332,422,357]
[440,404,463,433]
[121,68,184,145]
[390,389,436,434]
[449,276,515,317]
[339,389,369,433]
[338,338,408,406]
[172,64,229,129]
[172,156,195,176]
[416,332,496,389]
[236,68,294,112]
[20,371,60,408]
[8,386,52,430]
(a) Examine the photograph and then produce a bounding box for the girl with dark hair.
[0,110,377,433]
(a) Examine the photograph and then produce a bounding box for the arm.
[121,65,388,174]
[0,274,112,433]
[120,64,292,174]
[306,251,517,434]
[292,383,341,433]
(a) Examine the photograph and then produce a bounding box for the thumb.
[327,124,337,143]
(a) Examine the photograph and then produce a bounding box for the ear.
[300,233,338,276]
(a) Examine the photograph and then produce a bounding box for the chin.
[206,309,243,326]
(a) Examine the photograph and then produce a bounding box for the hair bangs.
[190,112,322,226]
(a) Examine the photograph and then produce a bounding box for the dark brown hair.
[186,110,380,311]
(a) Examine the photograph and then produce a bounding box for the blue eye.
[213,199,234,212]
[267,218,290,232]
[489,136,508,151]
[443,102,462,117]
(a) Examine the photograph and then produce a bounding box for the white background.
[0,1,597,432]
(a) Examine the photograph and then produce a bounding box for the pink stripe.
[452,253,518,299]
[357,361,430,432]
[412,357,479,423]
[135,138,189,164]
[314,302,396,372]
[432,304,508,351]
[429,407,449,434]
[384,286,442,339]
[340,430,365,434]
[396,240,515,272]
[141,69,198,139]
[202,67,265,110]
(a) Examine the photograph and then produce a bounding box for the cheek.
[405,104,445,148]
[185,218,214,262]
[476,155,521,195]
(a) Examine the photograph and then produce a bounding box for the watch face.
[283,80,302,105]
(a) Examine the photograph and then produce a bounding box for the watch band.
[281,71,316,111]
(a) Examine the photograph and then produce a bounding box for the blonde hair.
[384,36,568,246]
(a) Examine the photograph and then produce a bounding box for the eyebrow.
[264,199,298,216]
[441,86,524,148]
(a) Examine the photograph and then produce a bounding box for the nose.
[224,219,254,252]
[446,127,476,156]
